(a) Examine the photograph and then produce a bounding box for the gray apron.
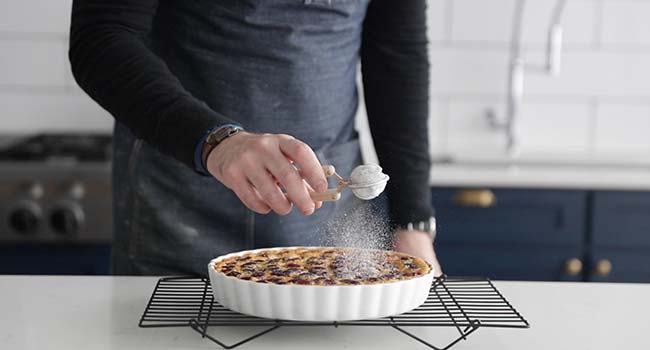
[112,0,385,276]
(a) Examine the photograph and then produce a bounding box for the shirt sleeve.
[361,0,434,226]
[69,0,237,169]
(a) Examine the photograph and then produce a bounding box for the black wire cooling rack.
[139,276,529,350]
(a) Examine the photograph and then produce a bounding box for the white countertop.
[430,164,650,190]
[2,276,649,350]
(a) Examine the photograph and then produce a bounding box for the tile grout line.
[0,32,68,42]
[0,84,82,94]
[434,93,650,105]
[428,41,650,53]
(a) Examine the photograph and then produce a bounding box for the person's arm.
[361,0,433,226]
[361,0,441,275]
[69,0,234,169]
[69,0,327,216]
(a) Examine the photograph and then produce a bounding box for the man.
[69,0,441,276]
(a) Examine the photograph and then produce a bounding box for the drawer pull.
[595,259,612,277]
[452,189,497,208]
[564,258,583,276]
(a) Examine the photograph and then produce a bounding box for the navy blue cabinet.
[435,246,584,281]
[589,191,650,282]
[0,244,111,275]
[432,187,650,282]
[432,188,587,281]
[432,189,586,246]
[588,249,650,282]
[591,192,650,250]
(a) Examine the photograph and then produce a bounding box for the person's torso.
[150,0,370,147]
[112,0,376,275]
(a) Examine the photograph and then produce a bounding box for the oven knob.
[50,204,84,236]
[25,182,44,199]
[8,204,41,235]
[68,182,85,199]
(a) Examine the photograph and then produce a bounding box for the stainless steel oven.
[0,134,113,274]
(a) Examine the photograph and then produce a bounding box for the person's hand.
[393,229,443,277]
[206,132,328,216]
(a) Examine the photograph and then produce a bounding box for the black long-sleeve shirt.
[69,0,433,226]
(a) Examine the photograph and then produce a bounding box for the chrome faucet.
[486,0,567,155]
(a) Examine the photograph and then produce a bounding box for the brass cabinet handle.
[595,259,612,277]
[452,189,497,208]
[564,258,583,276]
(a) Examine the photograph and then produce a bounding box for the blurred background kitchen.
[1,0,648,282]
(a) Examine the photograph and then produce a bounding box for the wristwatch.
[201,124,243,168]
[398,216,437,242]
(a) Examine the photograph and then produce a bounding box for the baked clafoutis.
[213,247,431,286]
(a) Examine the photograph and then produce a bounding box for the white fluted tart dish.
[207,247,434,321]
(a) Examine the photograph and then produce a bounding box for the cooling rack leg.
[391,326,443,350]
[439,324,480,350]
[391,324,480,350]
[189,320,281,349]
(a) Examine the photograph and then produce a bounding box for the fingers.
[266,156,315,215]
[247,167,293,215]
[303,180,323,209]
[235,183,272,215]
[211,132,328,216]
[223,168,271,214]
[278,136,327,192]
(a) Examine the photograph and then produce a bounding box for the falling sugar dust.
[317,199,395,279]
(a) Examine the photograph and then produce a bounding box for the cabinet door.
[436,244,585,281]
[589,191,650,282]
[432,188,588,281]
[432,188,586,247]
[588,249,650,283]
[591,191,650,249]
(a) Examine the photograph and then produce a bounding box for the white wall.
[1,0,649,162]
[423,0,650,161]
[0,0,113,133]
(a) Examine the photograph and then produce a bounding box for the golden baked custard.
[213,247,431,285]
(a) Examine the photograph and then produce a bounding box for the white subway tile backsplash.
[518,103,591,154]
[522,0,597,46]
[0,0,72,33]
[429,99,447,155]
[594,105,650,155]
[0,40,67,87]
[0,93,113,132]
[602,1,650,47]
[429,48,650,100]
[430,48,508,95]
[525,50,650,97]
[449,0,596,47]
[429,45,644,100]
[450,0,514,43]
[444,100,593,157]
[446,99,507,155]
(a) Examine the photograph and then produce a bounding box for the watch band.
[201,124,243,171]
[398,216,437,241]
